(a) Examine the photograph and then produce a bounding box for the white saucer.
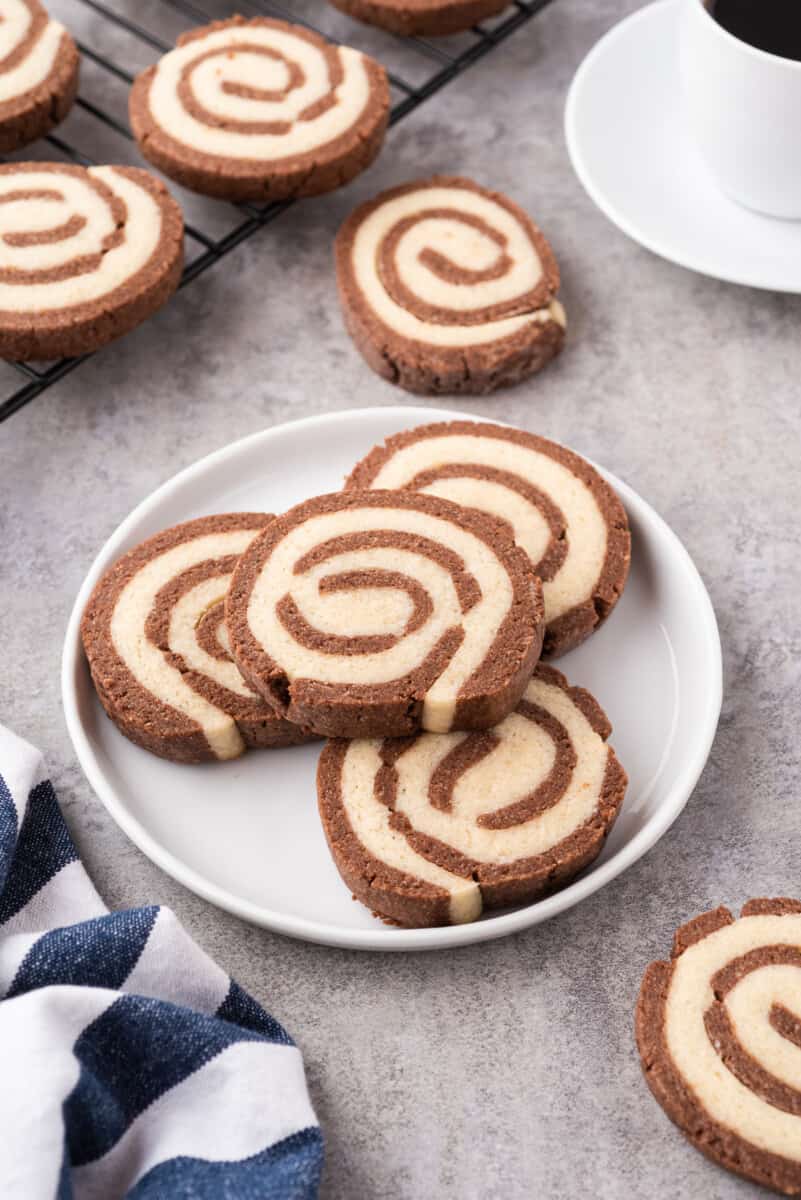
[62,407,721,952]
[565,0,801,291]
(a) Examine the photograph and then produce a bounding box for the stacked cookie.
[83,417,631,929]
[81,514,316,763]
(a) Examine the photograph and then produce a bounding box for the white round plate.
[63,407,721,951]
[565,0,801,292]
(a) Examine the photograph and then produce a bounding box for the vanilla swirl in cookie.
[82,515,313,763]
[130,17,389,201]
[0,163,183,359]
[348,421,631,657]
[638,901,801,1193]
[226,491,544,738]
[317,664,626,927]
[0,165,161,309]
[335,177,565,394]
[0,0,70,104]
[0,0,79,157]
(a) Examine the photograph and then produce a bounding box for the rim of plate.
[62,406,722,952]
[564,0,801,294]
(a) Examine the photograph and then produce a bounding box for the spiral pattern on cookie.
[81,515,313,764]
[637,900,801,1195]
[130,17,389,201]
[347,421,631,657]
[317,664,626,927]
[0,162,183,359]
[0,0,78,151]
[335,177,565,393]
[226,490,544,739]
[0,0,64,93]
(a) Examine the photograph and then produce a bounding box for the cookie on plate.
[130,16,390,203]
[82,514,315,764]
[636,899,801,1196]
[0,0,79,152]
[317,663,626,927]
[0,162,183,361]
[335,176,565,395]
[226,490,544,739]
[327,0,510,37]
[347,420,630,657]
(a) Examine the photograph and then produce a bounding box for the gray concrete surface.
[3,1,800,1196]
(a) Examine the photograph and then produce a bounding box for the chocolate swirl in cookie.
[347,421,631,657]
[637,900,801,1196]
[130,16,389,202]
[226,490,544,739]
[81,514,314,764]
[317,663,627,927]
[0,162,183,360]
[0,0,79,152]
[335,176,565,394]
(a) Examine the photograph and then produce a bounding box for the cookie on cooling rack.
[335,175,565,395]
[0,0,79,152]
[317,663,626,927]
[225,489,544,739]
[82,514,315,764]
[636,899,801,1196]
[0,162,183,361]
[347,420,630,657]
[327,0,511,37]
[130,16,390,203]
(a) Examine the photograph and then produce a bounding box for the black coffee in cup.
[708,0,801,61]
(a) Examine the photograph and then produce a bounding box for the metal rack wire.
[0,0,553,423]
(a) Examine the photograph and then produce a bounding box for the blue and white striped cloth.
[0,725,323,1200]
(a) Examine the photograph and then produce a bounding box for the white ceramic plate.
[62,407,721,951]
[565,0,801,292]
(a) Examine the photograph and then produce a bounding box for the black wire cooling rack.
[0,0,553,423]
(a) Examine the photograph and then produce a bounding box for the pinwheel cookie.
[636,899,801,1196]
[0,163,183,361]
[318,663,626,927]
[328,0,510,37]
[226,490,544,739]
[335,176,565,394]
[82,514,315,764]
[130,16,390,202]
[0,0,79,152]
[347,421,630,657]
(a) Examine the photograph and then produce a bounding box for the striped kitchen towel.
[0,724,323,1200]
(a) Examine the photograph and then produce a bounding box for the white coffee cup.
[679,0,801,219]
